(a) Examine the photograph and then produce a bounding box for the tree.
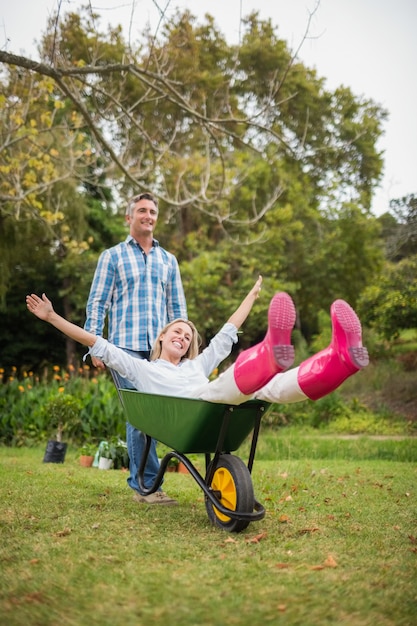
[0,8,386,217]
[0,7,389,368]
[385,194,417,261]
[357,255,417,340]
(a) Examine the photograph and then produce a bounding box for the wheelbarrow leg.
[136,433,166,495]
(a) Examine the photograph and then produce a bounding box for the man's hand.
[91,356,106,370]
[26,293,54,321]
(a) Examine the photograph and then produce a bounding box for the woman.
[26,276,369,406]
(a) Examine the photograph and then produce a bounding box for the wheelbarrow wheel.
[205,454,254,533]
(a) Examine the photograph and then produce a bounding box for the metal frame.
[135,402,267,523]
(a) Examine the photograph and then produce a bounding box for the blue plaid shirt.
[84,235,187,351]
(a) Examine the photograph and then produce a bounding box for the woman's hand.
[26,292,97,349]
[250,275,263,299]
[26,293,54,321]
[226,275,263,329]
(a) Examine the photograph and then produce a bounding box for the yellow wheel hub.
[211,467,237,522]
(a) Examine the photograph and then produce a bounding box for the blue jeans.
[110,349,162,495]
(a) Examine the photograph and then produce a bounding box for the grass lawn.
[1,441,416,626]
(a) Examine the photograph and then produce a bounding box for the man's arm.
[84,250,114,335]
[227,276,262,329]
[27,293,97,348]
[84,250,115,369]
[166,255,188,320]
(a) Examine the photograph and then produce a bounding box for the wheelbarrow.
[118,389,273,533]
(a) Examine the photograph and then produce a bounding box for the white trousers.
[194,365,307,406]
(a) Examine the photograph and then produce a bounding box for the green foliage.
[386,193,417,260]
[358,254,417,339]
[0,367,125,446]
[0,8,397,368]
[43,393,83,442]
[79,442,97,457]
[244,428,417,462]
[98,438,129,469]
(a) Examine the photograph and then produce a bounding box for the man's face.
[126,199,158,239]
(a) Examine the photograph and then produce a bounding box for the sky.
[1,0,416,216]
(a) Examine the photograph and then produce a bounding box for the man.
[84,192,187,505]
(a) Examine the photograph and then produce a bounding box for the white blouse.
[89,323,238,398]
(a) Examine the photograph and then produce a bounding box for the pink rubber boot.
[234,292,296,395]
[298,299,369,400]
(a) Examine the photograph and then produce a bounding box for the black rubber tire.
[205,454,254,533]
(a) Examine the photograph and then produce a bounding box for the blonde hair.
[150,318,201,361]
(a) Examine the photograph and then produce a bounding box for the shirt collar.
[126,235,159,248]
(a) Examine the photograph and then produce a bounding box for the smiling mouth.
[172,341,183,349]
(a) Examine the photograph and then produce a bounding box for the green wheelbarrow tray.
[118,389,273,532]
[119,389,272,453]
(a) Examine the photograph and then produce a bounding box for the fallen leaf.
[279,514,290,523]
[24,592,45,604]
[277,604,287,612]
[298,527,320,535]
[224,537,237,544]
[323,554,338,568]
[246,532,267,543]
[310,565,325,570]
[55,527,71,537]
[275,563,290,569]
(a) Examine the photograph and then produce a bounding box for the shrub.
[43,393,83,442]
[0,367,125,446]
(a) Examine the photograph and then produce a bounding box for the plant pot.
[98,457,113,470]
[79,455,95,467]
[177,461,189,474]
[43,440,67,464]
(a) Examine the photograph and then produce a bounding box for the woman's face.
[159,321,193,364]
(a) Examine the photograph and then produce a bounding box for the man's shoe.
[132,491,178,506]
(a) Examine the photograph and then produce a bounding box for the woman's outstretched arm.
[26,293,97,348]
[227,275,262,330]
